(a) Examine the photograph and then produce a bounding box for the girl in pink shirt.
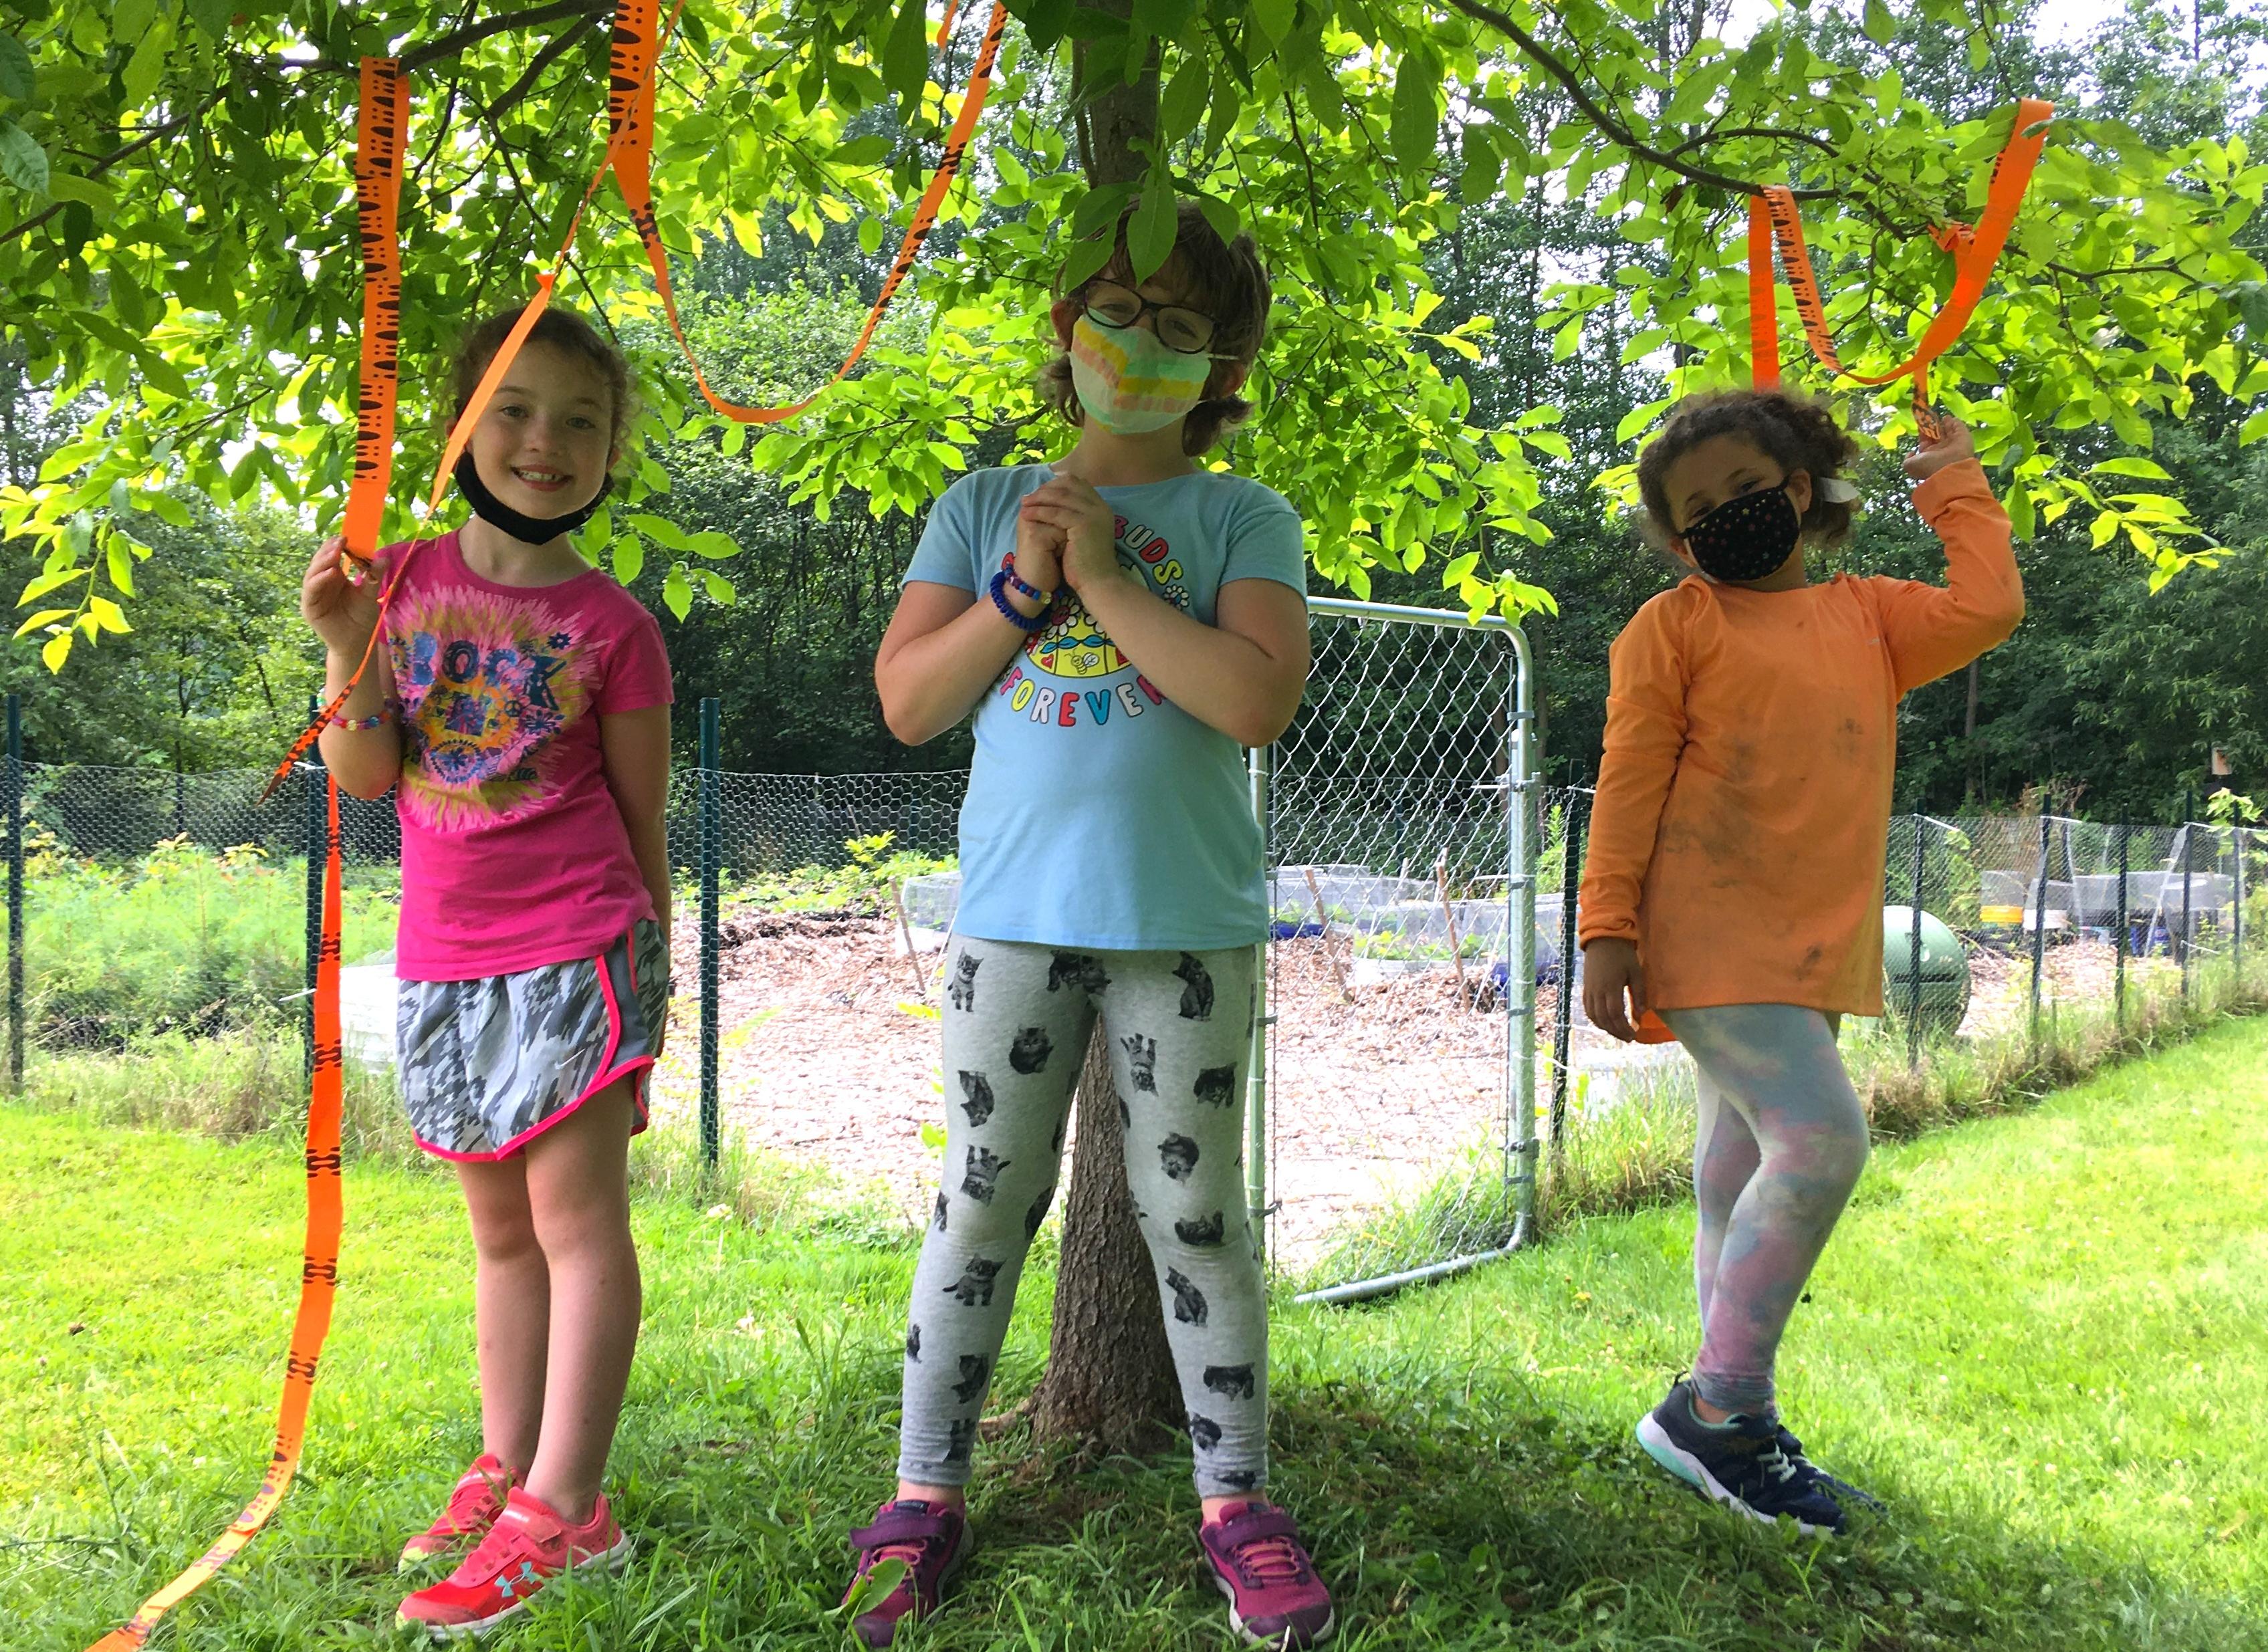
[300,305,672,1637]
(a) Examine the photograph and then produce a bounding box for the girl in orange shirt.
[1579,390,2023,1533]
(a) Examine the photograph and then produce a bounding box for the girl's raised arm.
[1875,439,2025,695]
[304,535,403,800]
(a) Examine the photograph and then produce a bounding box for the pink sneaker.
[1199,1501,1335,1647]
[398,1453,516,1572]
[396,1486,631,1639]
[842,1499,970,1647]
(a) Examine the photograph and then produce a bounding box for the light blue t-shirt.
[905,463,1307,951]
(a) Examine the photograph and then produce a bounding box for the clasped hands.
[1014,473,1122,598]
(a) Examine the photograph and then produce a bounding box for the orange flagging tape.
[607,0,1011,425]
[88,784,344,1650]
[1748,97,2054,436]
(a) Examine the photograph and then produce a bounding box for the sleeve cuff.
[1910,457,1998,525]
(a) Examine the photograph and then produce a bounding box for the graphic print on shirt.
[388,581,594,830]
[990,510,1189,733]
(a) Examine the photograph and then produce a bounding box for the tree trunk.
[1025,0,1183,1454]
[1025,1024,1183,1449]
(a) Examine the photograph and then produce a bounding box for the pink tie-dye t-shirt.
[377,531,674,981]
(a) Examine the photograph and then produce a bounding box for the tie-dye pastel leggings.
[1658,1004,1872,1418]
[898,937,1268,1498]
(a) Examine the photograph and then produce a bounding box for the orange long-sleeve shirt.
[1577,459,2024,1024]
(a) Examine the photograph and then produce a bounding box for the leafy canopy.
[0,0,2261,671]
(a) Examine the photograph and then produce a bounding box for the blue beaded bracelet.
[988,569,1048,632]
[1003,566,1052,606]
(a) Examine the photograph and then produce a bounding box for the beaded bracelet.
[330,701,399,732]
[988,569,1048,632]
[1002,566,1053,606]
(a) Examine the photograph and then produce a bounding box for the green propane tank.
[1882,905,1971,1037]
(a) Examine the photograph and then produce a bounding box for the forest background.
[1,0,2263,820]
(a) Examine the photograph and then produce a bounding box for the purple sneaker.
[1199,1501,1335,1647]
[843,1500,969,1648]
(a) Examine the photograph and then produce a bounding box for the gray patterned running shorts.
[396,921,672,1161]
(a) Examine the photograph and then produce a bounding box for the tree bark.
[1025,1024,1183,1449]
[1024,0,1183,1454]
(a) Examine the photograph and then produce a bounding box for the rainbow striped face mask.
[1068,313,1214,435]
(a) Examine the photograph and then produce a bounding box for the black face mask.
[1680,483,1801,584]
[453,451,612,546]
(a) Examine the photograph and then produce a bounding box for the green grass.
[7,1022,2268,1649]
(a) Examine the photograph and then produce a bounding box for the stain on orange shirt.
[1577,459,2024,1028]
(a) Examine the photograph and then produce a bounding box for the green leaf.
[121,22,168,109]
[1058,233,1117,291]
[611,534,645,586]
[45,172,117,216]
[1159,57,1208,143]
[686,530,741,559]
[662,565,694,621]
[881,0,930,114]
[89,596,130,634]
[112,0,158,39]
[2239,408,2268,447]
[629,511,690,552]
[106,536,136,596]
[1862,0,1896,45]
[2091,456,2173,480]
[1249,0,1296,47]
[858,215,884,256]
[0,32,34,104]
[40,630,71,673]
[699,570,736,604]
[13,608,70,639]
[0,120,47,196]
[1389,53,1440,179]
[17,566,84,606]
[1193,192,1238,245]
[2006,483,2036,542]
[1127,179,1177,282]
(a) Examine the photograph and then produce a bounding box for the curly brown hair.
[1635,389,1860,548]
[1038,198,1272,457]
[447,304,633,454]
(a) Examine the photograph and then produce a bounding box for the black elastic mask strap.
[453,451,612,545]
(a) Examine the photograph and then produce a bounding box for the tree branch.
[0,90,227,245]
[1438,0,1835,200]
[284,0,612,75]
[481,14,602,124]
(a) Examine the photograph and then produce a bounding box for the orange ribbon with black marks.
[606,0,1012,424]
[88,786,345,1651]
[1748,97,2055,437]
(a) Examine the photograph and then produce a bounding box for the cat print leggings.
[899,937,1268,1498]
[1658,1004,1872,1419]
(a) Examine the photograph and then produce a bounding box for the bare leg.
[520,1083,641,1524]
[456,1156,547,1476]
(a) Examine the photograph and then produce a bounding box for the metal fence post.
[2180,792,2195,1005]
[2237,825,2249,987]
[699,697,721,1169]
[2115,822,2130,1034]
[1907,817,1925,1072]
[1245,740,1272,1257]
[302,695,324,1082]
[1504,628,1537,1240]
[1549,789,1585,1168]
[2028,813,2050,1049]
[5,694,20,1094]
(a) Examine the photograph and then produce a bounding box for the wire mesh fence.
[3,681,2260,1298]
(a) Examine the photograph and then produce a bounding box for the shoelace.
[1228,1532,1311,1588]
[1753,1438,1803,1486]
[437,1470,506,1535]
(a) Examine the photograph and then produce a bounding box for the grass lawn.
[5,1019,2267,1651]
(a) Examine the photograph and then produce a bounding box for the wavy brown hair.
[1636,389,1861,548]
[1039,198,1272,456]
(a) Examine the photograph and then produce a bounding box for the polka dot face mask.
[1680,481,1802,584]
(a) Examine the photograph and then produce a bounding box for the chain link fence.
[3,676,2259,1296]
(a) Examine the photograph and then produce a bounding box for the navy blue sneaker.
[1636,1380,1872,1535]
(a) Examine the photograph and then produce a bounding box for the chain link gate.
[1249,597,1538,1303]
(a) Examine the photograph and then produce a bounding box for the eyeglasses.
[1079,280,1219,355]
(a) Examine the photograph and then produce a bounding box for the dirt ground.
[644,915,2166,1271]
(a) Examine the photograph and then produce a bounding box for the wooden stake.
[1436,854,1470,1005]
[1304,867,1352,1001]
[891,880,929,1001]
